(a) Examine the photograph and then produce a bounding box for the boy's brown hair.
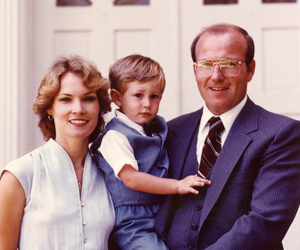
[109,54,166,94]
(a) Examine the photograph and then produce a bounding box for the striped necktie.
[198,117,224,178]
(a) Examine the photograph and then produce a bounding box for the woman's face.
[48,72,100,145]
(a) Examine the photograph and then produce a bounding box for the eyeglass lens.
[195,59,241,76]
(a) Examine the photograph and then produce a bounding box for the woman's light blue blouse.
[1,139,115,250]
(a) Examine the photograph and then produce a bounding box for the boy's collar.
[115,109,147,136]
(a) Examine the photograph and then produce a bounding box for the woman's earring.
[48,114,54,121]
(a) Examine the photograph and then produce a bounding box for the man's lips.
[210,87,228,91]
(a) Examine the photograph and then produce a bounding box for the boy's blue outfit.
[91,115,169,250]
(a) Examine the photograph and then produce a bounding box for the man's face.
[194,31,255,115]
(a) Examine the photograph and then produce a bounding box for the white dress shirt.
[196,96,248,164]
[100,110,146,178]
[1,139,115,250]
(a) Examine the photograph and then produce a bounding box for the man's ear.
[110,89,122,107]
[247,59,256,82]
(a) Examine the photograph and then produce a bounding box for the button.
[195,205,202,211]
[83,221,87,226]
[81,203,85,207]
[191,224,198,230]
[84,239,87,243]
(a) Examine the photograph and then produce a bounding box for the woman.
[0,55,115,250]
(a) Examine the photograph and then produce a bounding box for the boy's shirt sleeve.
[99,130,138,179]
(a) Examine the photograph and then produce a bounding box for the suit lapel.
[199,98,259,228]
[167,109,202,179]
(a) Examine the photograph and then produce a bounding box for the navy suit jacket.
[155,98,300,250]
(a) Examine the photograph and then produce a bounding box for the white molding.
[0,0,19,169]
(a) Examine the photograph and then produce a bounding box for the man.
[155,23,300,250]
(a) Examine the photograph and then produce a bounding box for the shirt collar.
[115,109,147,136]
[200,95,248,134]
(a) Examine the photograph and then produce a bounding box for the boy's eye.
[151,95,159,99]
[135,94,142,98]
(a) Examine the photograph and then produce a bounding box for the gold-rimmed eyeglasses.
[194,58,245,77]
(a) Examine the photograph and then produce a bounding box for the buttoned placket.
[80,174,88,246]
[81,197,89,245]
[188,202,203,249]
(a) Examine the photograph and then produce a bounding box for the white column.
[0,0,19,169]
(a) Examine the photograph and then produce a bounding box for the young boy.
[91,54,210,250]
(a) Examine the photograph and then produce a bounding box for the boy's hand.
[177,175,211,194]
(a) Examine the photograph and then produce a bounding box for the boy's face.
[113,79,163,126]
